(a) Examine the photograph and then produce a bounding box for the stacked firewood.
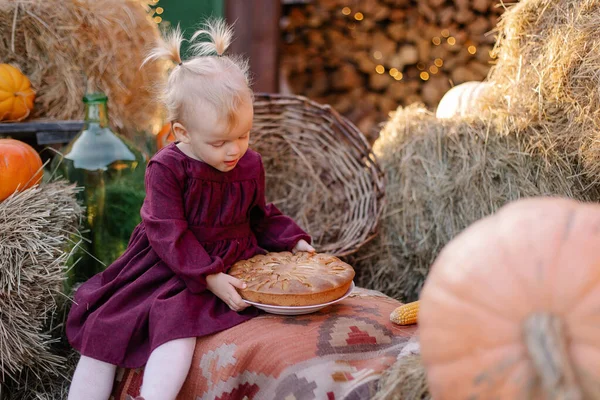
[280,0,505,140]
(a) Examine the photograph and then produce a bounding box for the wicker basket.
[251,93,385,257]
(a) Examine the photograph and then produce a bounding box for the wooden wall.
[225,0,281,93]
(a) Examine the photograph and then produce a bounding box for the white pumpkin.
[435,81,493,119]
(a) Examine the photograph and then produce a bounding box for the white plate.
[244,282,355,315]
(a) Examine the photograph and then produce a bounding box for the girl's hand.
[292,239,315,254]
[206,272,250,312]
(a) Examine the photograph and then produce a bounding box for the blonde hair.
[143,19,252,131]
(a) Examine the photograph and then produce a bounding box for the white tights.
[139,337,196,400]
[67,337,196,400]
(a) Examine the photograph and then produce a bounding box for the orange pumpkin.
[419,197,600,400]
[0,139,43,202]
[0,64,35,122]
[156,122,175,150]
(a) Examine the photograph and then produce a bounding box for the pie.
[229,251,355,306]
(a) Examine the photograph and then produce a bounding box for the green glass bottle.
[53,92,147,288]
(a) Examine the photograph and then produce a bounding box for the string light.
[447,37,456,45]
[417,63,425,71]
[441,29,450,38]
[375,65,385,74]
[373,51,383,60]
[348,22,356,30]
[389,68,399,77]
[429,65,439,74]
[394,72,403,80]
[468,46,477,54]
[420,71,430,81]
[149,0,162,24]
[432,37,441,45]
[354,12,364,21]
[342,7,351,15]
[434,58,444,67]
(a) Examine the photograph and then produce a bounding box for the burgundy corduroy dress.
[66,143,311,368]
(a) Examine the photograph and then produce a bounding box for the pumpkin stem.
[524,313,582,400]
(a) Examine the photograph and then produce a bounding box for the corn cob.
[390,301,419,325]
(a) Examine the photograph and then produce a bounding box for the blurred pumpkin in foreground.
[419,197,600,400]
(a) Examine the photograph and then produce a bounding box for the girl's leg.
[140,337,196,400]
[68,355,117,400]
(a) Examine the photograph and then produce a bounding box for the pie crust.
[229,251,355,306]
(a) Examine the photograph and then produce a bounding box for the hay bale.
[0,181,82,385]
[0,0,165,137]
[373,354,430,400]
[1,343,78,400]
[482,0,600,182]
[351,105,595,302]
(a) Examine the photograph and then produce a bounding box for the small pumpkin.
[419,197,600,400]
[0,139,43,202]
[156,122,175,150]
[0,64,35,122]
[435,81,493,119]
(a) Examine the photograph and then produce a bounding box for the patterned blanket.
[110,287,418,400]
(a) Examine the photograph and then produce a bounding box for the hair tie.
[178,62,183,66]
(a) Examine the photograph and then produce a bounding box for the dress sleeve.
[250,156,312,252]
[141,161,224,293]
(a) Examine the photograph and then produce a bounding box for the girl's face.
[173,97,253,172]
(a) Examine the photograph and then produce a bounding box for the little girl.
[66,19,314,400]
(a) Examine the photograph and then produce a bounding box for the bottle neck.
[84,101,109,129]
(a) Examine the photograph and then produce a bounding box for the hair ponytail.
[141,25,184,68]
[189,18,234,57]
[145,19,252,128]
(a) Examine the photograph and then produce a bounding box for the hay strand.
[372,354,430,400]
[1,347,78,400]
[0,0,166,137]
[0,181,82,384]
[352,105,595,302]
[482,0,600,183]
